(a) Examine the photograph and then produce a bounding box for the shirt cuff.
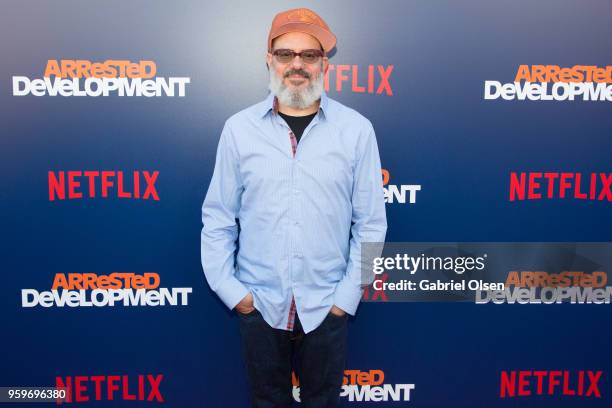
[333,277,364,316]
[215,276,250,310]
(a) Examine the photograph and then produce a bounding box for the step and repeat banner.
[2,0,611,406]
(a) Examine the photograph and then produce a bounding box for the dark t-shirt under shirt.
[278,111,317,144]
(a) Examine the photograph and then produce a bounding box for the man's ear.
[323,57,329,74]
[266,53,272,70]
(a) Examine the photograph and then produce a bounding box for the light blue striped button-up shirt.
[201,91,387,334]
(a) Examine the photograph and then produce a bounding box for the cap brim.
[269,22,336,53]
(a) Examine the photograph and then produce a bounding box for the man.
[201,7,387,407]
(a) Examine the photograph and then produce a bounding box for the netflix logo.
[500,370,602,398]
[48,171,159,201]
[324,64,394,96]
[55,374,164,403]
[509,172,612,201]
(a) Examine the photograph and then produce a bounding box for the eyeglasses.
[271,49,324,64]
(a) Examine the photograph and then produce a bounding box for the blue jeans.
[237,308,348,407]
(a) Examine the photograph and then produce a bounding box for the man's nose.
[290,55,304,69]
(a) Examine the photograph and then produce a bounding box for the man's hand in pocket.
[330,305,346,317]
[235,292,255,315]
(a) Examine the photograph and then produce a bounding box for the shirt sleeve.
[333,123,388,315]
[201,121,249,310]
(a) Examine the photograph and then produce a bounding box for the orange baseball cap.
[268,8,337,53]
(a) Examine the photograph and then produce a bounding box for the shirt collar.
[259,91,329,120]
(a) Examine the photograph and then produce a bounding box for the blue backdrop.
[2,0,611,406]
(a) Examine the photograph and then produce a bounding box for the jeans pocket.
[327,311,348,321]
[237,308,258,318]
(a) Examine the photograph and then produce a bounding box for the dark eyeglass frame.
[271,48,325,64]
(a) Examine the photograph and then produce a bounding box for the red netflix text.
[324,64,394,96]
[48,171,159,201]
[55,374,163,403]
[509,172,612,201]
[500,370,602,398]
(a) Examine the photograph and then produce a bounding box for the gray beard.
[268,67,324,110]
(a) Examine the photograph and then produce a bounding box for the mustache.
[284,69,311,79]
